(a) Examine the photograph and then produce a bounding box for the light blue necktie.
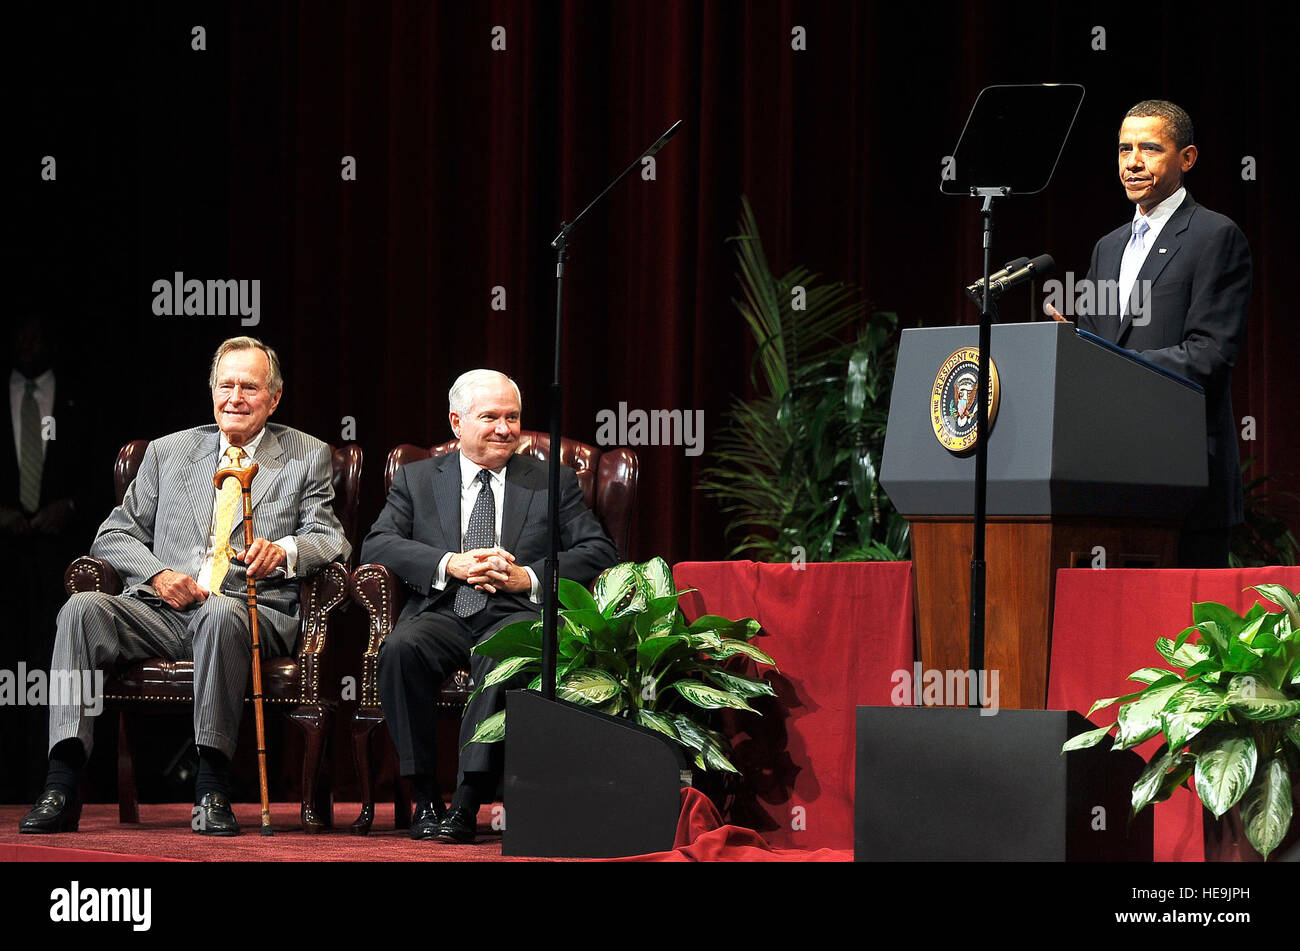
[1118,217,1151,318]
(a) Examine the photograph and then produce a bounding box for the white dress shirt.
[1119,186,1186,317]
[10,368,56,461]
[195,428,299,591]
[432,453,540,602]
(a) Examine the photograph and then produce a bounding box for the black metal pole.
[969,188,1004,709]
[540,120,682,700]
[541,232,568,701]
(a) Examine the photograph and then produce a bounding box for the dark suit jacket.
[1,371,96,529]
[1078,192,1251,528]
[360,451,619,626]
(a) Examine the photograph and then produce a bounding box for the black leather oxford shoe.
[409,800,447,840]
[435,807,477,844]
[19,787,81,834]
[193,792,241,836]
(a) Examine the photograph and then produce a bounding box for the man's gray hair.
[209,336,284,394]
[448,369,521,417]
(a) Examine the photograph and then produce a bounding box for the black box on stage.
[855,707,1152,861]
[503,690,686,858]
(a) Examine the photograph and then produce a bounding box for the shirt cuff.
[433,552,453,591]
[274,536,298,578]
[524,566,540,604]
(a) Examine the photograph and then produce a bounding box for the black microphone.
[987,253,1055,297]
[966,257,1030,302]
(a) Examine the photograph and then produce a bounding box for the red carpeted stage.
[0,803,538,863]
[0,790,851,862]
[6,562,1295,863]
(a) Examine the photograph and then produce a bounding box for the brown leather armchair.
[348,431,636,834]
[63,439,362,832]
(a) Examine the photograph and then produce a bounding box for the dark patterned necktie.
[453,468,495,617]
[19,379,43,514]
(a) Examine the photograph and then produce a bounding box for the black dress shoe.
[409,800,447,840]
[435,808,477,844]
[193,792,240,836]
[19,787,81,834]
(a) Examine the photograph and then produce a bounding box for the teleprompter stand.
[940,83,1084,703]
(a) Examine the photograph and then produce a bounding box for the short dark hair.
[1124,100,1194,151]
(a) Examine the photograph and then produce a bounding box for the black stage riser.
[503,691,684,858]
[856,707,1152,861]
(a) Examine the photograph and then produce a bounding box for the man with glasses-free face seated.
[362,369,618,844]
[19,336,349,837]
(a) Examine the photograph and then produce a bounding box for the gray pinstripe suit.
[49,423,349,759]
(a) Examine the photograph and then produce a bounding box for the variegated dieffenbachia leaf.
[1131,744,1175,816]
[1127,667,1180,686]
[1224,674,1300,721]
[1113,681,1185,750]
[1060,724,1113,753]
[705,669,777,699]
[463,709,507,747]
[1241,757,1293,860]
[1250,584,1300,630]
[1193,733,1257,818]
[556,667,622,706]
[1159,680,1225,750]
[1155,636,1211,670]
[706,638,778,670]
[671,679,758,713]
[635,708,679,742]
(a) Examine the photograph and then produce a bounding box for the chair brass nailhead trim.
[353,564,392,709]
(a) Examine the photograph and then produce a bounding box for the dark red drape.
[14,0,1298,565]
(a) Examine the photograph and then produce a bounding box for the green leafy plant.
[1062,584,1300,859]
[1231,457,1300,567]
[699,196,908,563]
[464,557,777,773]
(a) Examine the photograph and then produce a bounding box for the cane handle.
[214,460,259,490]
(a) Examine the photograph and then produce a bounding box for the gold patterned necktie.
[209,447,246,594]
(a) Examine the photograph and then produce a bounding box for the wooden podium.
[880,321,1207,709]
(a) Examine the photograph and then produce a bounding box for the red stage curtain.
[17,4,1296,570]
[1049,567,1300,862]
[672,560,913,853]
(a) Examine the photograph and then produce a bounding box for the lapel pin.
[1158,248,1167,253]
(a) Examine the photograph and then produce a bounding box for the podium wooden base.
[910,516,1179,709]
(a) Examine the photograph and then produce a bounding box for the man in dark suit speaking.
[362,369,618,843]
[1074,99,1251,567]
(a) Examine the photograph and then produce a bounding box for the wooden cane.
[214,460,274,836]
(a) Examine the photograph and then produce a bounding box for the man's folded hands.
[447,546,530,595]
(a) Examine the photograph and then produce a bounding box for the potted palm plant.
[1062,584,1300,859]
[464,557,778,775]
[699,196,909,563]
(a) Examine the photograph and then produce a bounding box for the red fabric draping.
[1049,567,1300,862]
[620,788,851,861]
[672,560,914,853]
